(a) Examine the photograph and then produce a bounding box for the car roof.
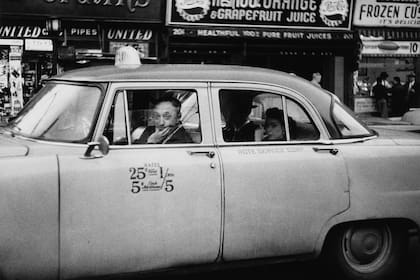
[53,64,332,102]
[51,64,338,137]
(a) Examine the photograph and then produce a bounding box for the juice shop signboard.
[167,0,353,30]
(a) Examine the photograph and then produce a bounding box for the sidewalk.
[357,113,420,132]
[357,113,410,125]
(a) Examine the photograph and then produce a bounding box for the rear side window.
[332,101,373,138]
[285,98,320,141]
[218,89,319,142]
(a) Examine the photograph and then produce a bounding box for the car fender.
[0,155,59,280]
[314,143,420,256]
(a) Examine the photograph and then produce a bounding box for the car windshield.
[7,83,104,143]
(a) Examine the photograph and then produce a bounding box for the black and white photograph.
[0,0,419,279]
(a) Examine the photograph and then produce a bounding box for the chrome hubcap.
[342,225,392,273]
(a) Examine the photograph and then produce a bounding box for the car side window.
[104,90,128,145]
[104,89,201,145]
[219,90,265,142]
[219,89,319,142]
[285,98,320,141]
[332,100,372,138]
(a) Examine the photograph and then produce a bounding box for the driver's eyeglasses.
[152,112,173,121]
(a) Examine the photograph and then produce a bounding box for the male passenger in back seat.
[220,93,261,142]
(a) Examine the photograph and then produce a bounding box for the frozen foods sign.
[167,0,353,30]
[353,0,420,27]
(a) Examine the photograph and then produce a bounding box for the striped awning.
[356,28,420,41]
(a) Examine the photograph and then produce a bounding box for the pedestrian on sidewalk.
[373,72,389,118]
[391,76,405,116]
[310,72,322,88]
[405,73,420,111]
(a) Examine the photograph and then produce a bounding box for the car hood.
[372,126,420,145]
[0,132,29,158]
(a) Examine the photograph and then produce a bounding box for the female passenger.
[263,107,287,141]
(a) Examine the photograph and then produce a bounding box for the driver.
[134,96,193,144]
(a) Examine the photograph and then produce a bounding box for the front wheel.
[324,222,408,280]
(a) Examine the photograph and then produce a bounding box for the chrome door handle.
[313,147,339,155]
[187,151,215,158]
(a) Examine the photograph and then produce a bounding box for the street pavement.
[102,237,419,280]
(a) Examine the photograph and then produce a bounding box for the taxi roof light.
[114,46,142,68]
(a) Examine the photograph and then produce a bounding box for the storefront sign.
[167,0,353,30]
[60,21,100,41]
[0,39,24,46]
[353,0,420,27]
[106,28,153,41]
[69,28,98,37]
[354,97,377,113]
[362,40,420,56]
[25,39,53,51]
[169,27,354,39]
[0,0,161,22]
[0,25,49,39]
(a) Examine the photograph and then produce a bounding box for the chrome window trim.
[281,95,291,141]
[12,135,88,148]
[327,135,378,145]
[211,135,377,148]
[122,90,131,145]
[106,143,218,150]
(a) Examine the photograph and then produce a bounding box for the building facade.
[0,0,362,118]
[352,0,420,115]
[165,0,359,106]
[0,0,163,118]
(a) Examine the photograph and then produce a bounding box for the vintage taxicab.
[0,59,420,280]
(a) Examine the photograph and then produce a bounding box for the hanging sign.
[362,40,420,56]
[25,39,53,51]
[0,39,24,46]
[9,46,24,116]
[167,0,353,30]
[353,0,420,27]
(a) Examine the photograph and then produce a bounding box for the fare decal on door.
[129,163,175,193]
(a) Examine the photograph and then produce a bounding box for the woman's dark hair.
[265,107,297,134]
[265,108,284,122]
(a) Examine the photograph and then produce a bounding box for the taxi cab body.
[0,64,419,280]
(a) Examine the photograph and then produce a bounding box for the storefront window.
[355,56,415,97]
[354,56,417,116]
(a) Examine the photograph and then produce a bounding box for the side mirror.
[82,135,110,159]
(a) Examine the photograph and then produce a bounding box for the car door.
[59,83,222,279]
[211,83,350,261]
